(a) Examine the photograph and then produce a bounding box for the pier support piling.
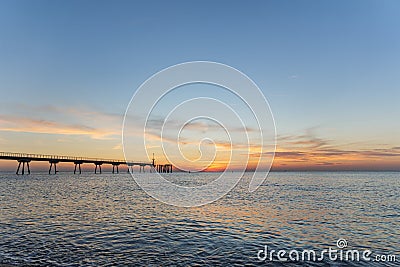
[48,160,59,174]
[16,159,31,175]
[95,163,102,174]
[155,164,172,173]
[112,164,119,174]
[16,162,21,175]
[74,161,82,174]
[127,164,133,173]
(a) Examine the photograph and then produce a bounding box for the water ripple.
[0,172,399,266]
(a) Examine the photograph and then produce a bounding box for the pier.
[0,152,173,175]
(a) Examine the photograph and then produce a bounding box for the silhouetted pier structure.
[156,164,173,173]
[0,152,173,175]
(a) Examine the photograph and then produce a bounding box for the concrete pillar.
[16,159,31,175]
[95,163,102,174]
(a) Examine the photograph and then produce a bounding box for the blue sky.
[0,0,399,170]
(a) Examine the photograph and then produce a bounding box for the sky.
[0,0,399,171]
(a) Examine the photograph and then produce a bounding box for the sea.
[0,172,399,266]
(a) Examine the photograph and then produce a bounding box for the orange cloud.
[0,115,118,140]
[249,131,400,171]
[2,105,399,171]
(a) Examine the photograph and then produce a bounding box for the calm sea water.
[0,172,399,266]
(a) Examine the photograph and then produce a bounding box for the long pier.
[0,152,172,175]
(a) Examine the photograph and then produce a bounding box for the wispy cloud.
[248,128,400,170]
[2,104,398,171]
[145,117,258,133]
[0,105,123,140]
[270,147,400,160]
[0,115,118,139]
[112,143,122,150]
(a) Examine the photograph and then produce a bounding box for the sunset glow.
[0,1,399,172]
